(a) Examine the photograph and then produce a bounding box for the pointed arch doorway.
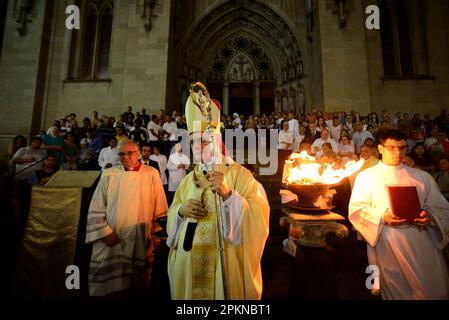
[177,0,305,116]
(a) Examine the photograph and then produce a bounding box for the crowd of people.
[3,106,449,218]
[0,106,192,228]
[2,103,449,300]
[275,108,449,200]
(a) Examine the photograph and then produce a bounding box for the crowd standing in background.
[2,106,449,228]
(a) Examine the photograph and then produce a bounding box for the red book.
[388,186,422,223]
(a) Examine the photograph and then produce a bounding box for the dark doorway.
[260,82,275,116]
[229,97,253,118]
[229,83,253,117]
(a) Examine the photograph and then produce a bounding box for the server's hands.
[414,211,431,230]
[102,231,121,247]
[383,210,407,226]
[383,210,431,230]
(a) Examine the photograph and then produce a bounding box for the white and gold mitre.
[185,82,221,135]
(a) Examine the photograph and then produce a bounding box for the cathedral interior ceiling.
[180,0,304,84]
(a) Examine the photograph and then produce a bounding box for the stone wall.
[364,0,449,116]
[41,0,172,129]
[0,0,47,151]
[316,0,371,114]
[2,0,449,157]
[305,0,325,112]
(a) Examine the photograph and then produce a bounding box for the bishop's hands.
[179,199,208,220]
[178,172,232,220]
[383,210,431,230]
[206,171,232,201]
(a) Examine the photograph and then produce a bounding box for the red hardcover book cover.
[388,186,422,223]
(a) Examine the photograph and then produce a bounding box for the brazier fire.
[286,152,364,210]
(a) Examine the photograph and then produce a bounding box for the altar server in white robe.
[86,140,168,296]
[278,121,294,150]
[349,129,449,300]
[150,145,168,188]
[97,137,120,170]
[167,143,190,192]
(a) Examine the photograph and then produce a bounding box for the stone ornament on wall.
[297,61,304,79]
[208,36,274,81]
[12,0,38,36]
[275,90,282,112]
[289,87,296,112]
[326,0,354,29]
[136,0,161,31]
[297,86,305,113]
[183,0,302,79]
[228,55,255,82]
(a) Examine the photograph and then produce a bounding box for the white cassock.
[98,146,120,170]
[278,130,294,150]
[349,162,449,300]
[150,153,168,185]
[167,152,191,192]
[163,121,178,141]
[288,119,300,138]
[352,130,375,154]
[147,121,161,141]
[292,134,305,153]
[327,123,342,141]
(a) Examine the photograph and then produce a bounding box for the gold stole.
[191,164,220,300]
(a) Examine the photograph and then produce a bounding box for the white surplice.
[278,130,294,150]
[167,152,190,192]
[98,146,120,170]
[349,162,449,300]
[85,165,168,296]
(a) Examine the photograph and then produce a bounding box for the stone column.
[254,81,260,116]
[223,81,229,115]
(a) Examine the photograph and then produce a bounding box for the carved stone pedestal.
[280,208,349,248]
[280,207,349,299]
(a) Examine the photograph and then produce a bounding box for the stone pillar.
[223,81,229,115]
[254,81,260,116]
[316,0,371,113]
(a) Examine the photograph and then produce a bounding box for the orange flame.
[287,151,364,185]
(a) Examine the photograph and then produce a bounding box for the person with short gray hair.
[86,139,168,297]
